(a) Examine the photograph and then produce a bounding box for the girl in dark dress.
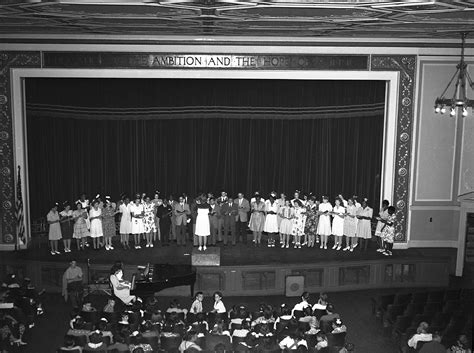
[60,202,74,253]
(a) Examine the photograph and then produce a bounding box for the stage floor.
[3,239,457,267]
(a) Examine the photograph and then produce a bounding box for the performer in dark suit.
[156,198,172,246]
[208,198,221,246]
[235,193,250,244]
[220,197,238,246]
[173,196,191,246]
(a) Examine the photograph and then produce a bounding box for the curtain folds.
[26,78,385,219]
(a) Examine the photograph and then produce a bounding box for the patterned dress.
[304,204,319,236]
[73,209,89,239]
[249,201,266,232]
[291,207,307,236]
[102,205,116,238]
[143,202,157,233]
[381,214,395,243]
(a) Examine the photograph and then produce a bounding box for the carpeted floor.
[25,288,406,353]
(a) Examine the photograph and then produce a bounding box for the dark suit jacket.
[208,204,221,227]
[220,202,238,220]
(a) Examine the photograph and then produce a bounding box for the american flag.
[16,166,25,246]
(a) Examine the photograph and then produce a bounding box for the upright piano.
[130,264,196,297]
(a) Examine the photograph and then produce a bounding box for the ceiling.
[1,0,474,40]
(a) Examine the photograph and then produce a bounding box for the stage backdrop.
[26,78,385,219]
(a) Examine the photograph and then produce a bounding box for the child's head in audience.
[319,293,328,305]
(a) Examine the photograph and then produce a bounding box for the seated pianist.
[109,268,138,305]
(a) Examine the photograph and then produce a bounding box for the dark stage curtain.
[26,79,385,219]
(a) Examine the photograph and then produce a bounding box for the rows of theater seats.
[372,288,473,352]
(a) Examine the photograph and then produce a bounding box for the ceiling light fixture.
[434,32,473,117]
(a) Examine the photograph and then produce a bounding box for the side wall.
[408,58,474,251]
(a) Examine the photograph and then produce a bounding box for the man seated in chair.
[109,268,137,305]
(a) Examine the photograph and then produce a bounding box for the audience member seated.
[279,329,308,350]
[299,306,318,333]
[232,318,251,340]
[292,292,311,317]
[211,291,226,315]
[274,304,294,332]
[331,318,347,334]
[206,320,232,351]
[102,298,116,313]
[93,319,113,345]
[128,332,153,352]
[83,331,107,352]
[407,322,432,349]
[166,299,188,319]
[58,335,83,353]
[447,334,472,353]
[106,332,129,353]
[178,330,202,353]
[319,304,340,334]
[252,304,275,328]
[139,320,159,349]
[419,331,445,353]
[315,332,328,351]
[189,292,204,315]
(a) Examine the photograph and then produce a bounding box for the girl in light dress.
[118,196,132,249]
[195,195,210,251]
[279,199,294,248]
[89,199,103,249]
[343,198,358,252]
[143,195,157,248]
[375,199,390,253]
[130,194,145,249]
[263,192,279,247]
[331,198,345,250]
[249,193,266,246]
[72,202,89,250]
[59,202,74,253]
[47,202,62,255]
[102,196,118,251]
[317,196,332,249]
[276,193,287,241]
[291,199,307,248]
[356,198,373,251]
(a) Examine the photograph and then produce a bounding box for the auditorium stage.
[1,240,456,267]
[0,240,456,296]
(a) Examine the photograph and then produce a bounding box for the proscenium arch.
[0,55,414,249]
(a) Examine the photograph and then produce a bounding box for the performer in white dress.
[375,199,390,253]
[89,200,103,249]
[130,194,145,249]
[195,196,210,251]
[317,196,332,249]
[119,196,132,249]
[331,198,345,250]
[343,198,358,252]
[356,198,373,252]
[263,192,279,247]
